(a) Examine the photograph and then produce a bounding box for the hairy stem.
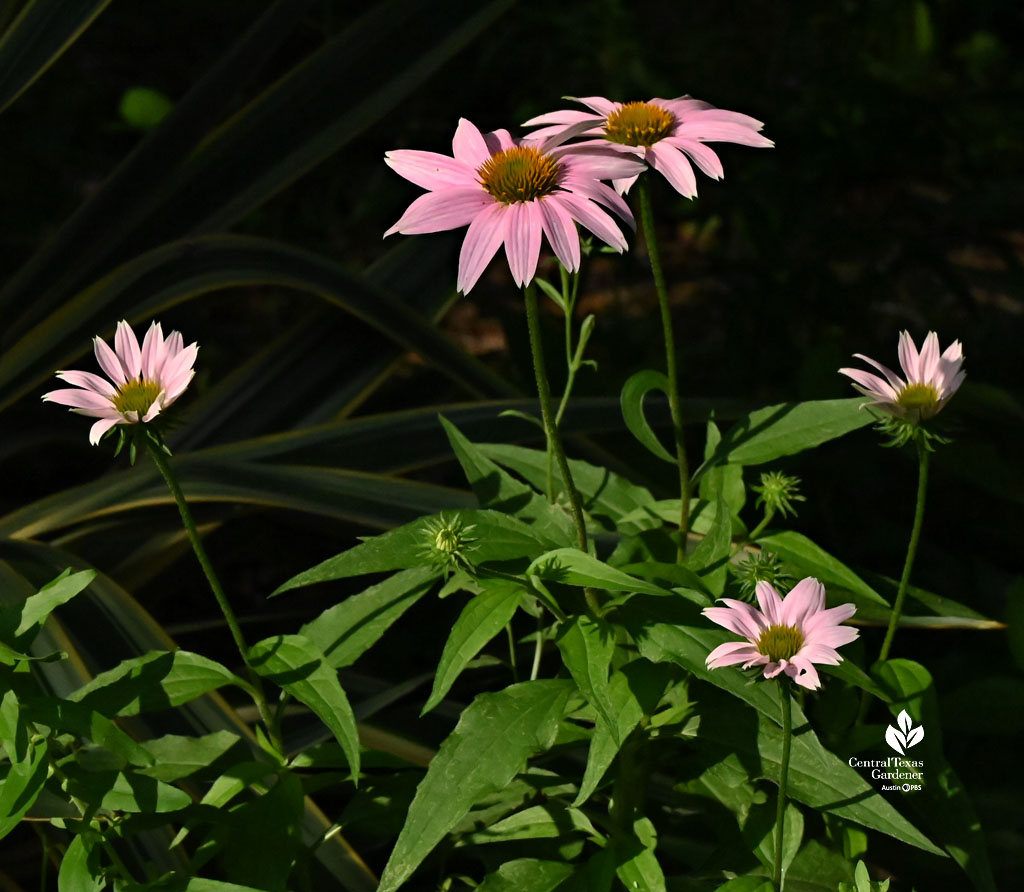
[637,179,690,553]
[146,436,282,753]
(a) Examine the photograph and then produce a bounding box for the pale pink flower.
[523,95,773,197]
[839,331,965,423]
[384,118,644,293]
[43,320,197,445]
[703,578,857,691]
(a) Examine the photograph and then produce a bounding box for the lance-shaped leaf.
[377,680,572,892]
[475,859,574,892]
[300,567,438,669]
[0,736,48,841]
[685,493,732,596]
[574,670,643,806]
[248,634,359,778]
[528,548,671,597]
[556,615,622,744]
[2,569,95,644]
[423,581,521,714]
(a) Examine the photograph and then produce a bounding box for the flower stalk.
[879,438,930,662]
[773,682,793,891]
[637,179,691,548]
[145,434,281,752]
[523,283,600,617]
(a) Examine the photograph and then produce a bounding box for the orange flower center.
[604,101,675,147]
[757,624,803,662]
[113,378,161,416]
[478,146,561,204]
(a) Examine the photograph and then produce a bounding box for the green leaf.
[756,531,890,608]
[480,442,662,532]
[528,548,671,597]
[697,399,874,472]
[621,370,676,463]
[441,417,575,545]
[423,582,521,714]
[555,615,621,744]
[700,419,746,514]
[61,765,191,813]
[24,698,153,767]
[139,731,242,782]
[57,832,104,892]
[0,736,48,841]
[475,859,574,892]
[574,670,643,806]
[614,816,666,892]
[464,802,600,845]
[377,679,572,892]
[249,634,360,778]
[69,650,246,716]
[7,568,95,641]
[685,494,732,596]
[276,510,546,594]
[0,0,112,114]
[300,567,437,669]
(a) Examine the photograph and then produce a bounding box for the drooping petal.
[672,120,774,147]
[482,128,516,154]
[42,388,114,411]
[554,192,628,252]
[55,370,116,396]
[654,97,713,118]
[94,336,126,386]
[706,640,762,668]
[611,173,641,195]
[801,602,857,636]
[572,95,619,116]
[804,625,859,651]
[851,352,906,391]
[676,107,766,131]
[384,150,478,191]
[787,655,822,690]
[158,343,198,397]
[663,137,724,179]
[798,642,846,665]
[522,109,602,128]
[538,196,581,273]
[114,320,143,378]
[457,202,507,293]
[557,146,647,181]
[89,417,121,446]
[703,601,766,642]
[503,201,543,288]
[560,176,635,225]
[838,367,898,402]
[646,145,698,198]
[384,188,494,236]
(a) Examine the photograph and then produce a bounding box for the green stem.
[637,180,690,553]
[747,507,776,544]
[524,283,600,617]
[773,683,792,891]
[505,623,519,682]
[145,436,282,753]
[878,439,930,662]
[530,616,544,680]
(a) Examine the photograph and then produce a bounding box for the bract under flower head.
[839,331,965,424]
[43,320,197,445]
[703,577,858,691]
[383,118,644,293]
[523,95,773,198]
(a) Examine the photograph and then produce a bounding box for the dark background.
[1,0,1021,888]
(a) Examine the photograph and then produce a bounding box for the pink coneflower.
[43,320,197,445]
[703,578,857,691]
[384,118,644,293]
[523,95,773,197]
[839,331,965,423]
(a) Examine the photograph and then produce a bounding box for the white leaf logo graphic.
[885,724,906,755]
[886,709,924,754]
